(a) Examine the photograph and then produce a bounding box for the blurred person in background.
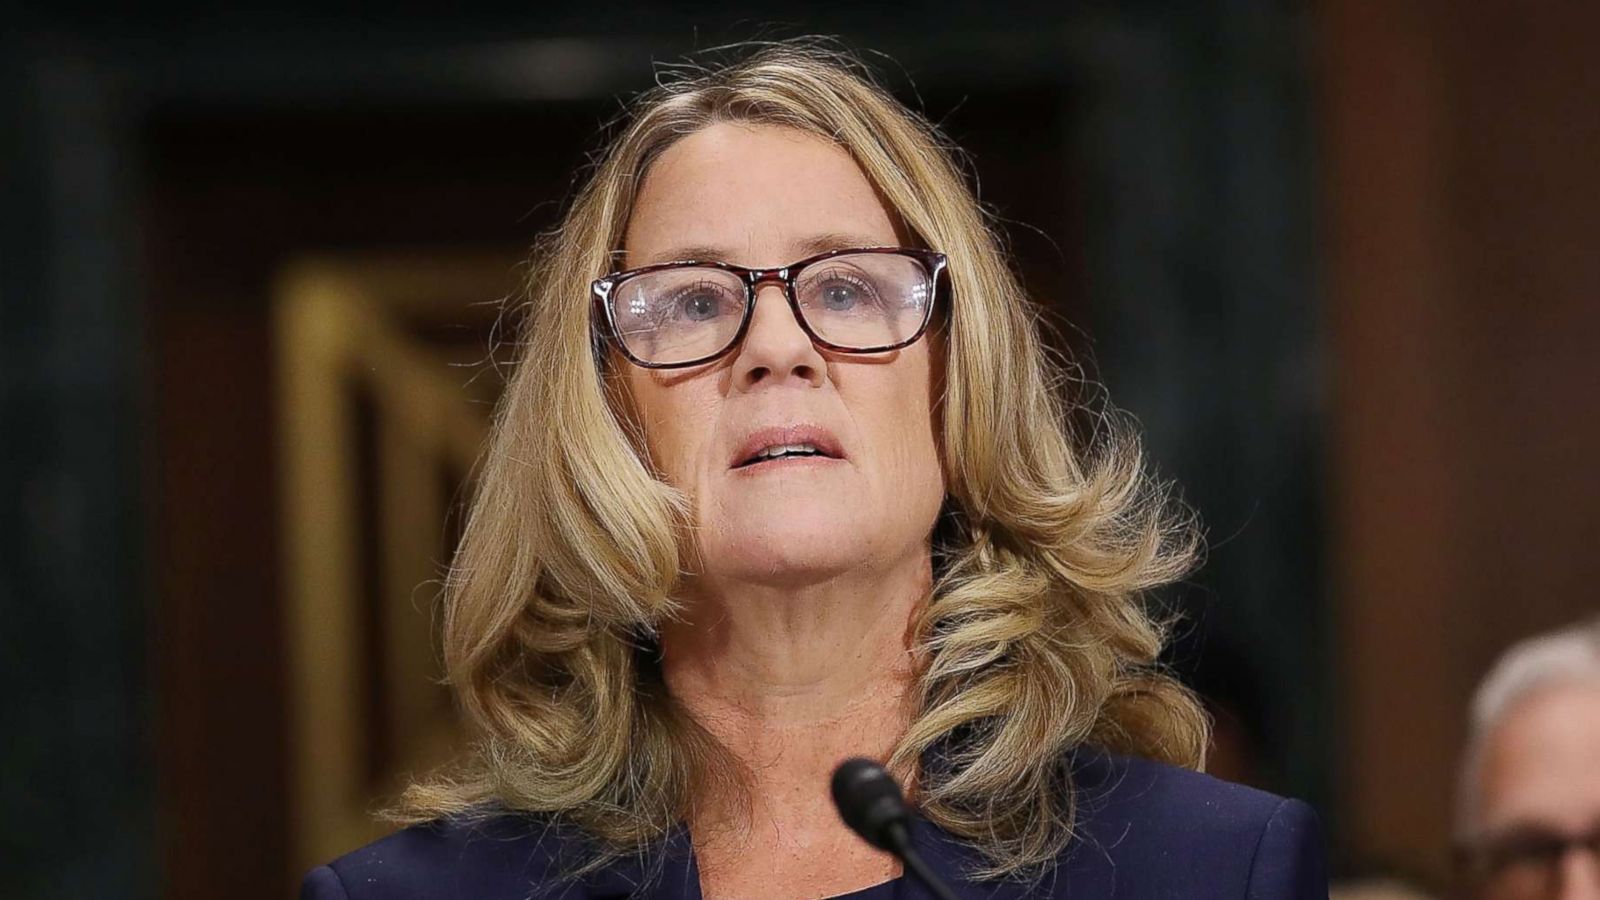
[1454,617,1600,900]
[299,39,1327,900]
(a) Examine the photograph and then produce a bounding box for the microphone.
[831,758,960,900]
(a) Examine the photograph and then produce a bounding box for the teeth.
[756,442,820,459]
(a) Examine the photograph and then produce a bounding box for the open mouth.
[733,442,841,469]
[729,425,846,470]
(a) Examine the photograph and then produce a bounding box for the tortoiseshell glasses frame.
[590,246,949,370]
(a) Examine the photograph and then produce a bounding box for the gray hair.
[1456,616,1600,837]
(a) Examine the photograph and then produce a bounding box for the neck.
[659,549,931,833]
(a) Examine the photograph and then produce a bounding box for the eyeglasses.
[1455,824,1600,897]
[591,247,948,369]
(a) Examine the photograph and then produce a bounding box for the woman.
[302,40,1326,900]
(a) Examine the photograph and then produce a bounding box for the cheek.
[871,355,944,487]
[624,372,717,485]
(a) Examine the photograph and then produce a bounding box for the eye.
[821,281,857,310]
[668,281,737,322]
[812,273,880,311]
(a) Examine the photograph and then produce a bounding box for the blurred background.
[2,2,1595,897]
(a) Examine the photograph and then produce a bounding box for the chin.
[701,508,880,585]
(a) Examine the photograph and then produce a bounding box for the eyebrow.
[633,231,892,267]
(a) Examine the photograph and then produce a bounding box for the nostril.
[725,283,829,390]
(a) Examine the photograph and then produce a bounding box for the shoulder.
[1052,748,1327,899]
[1068,746,1297,834]
[297,813,585,900]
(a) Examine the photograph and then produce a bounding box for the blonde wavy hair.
[400,37,1208,881]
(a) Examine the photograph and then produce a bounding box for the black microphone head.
[830,757,911,853]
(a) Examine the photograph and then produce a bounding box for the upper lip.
[730,424,846,468]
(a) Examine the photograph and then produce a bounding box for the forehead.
[1477,680,1600,830]
[622,121,905,268]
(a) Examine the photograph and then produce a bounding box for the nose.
[729,281,826,391]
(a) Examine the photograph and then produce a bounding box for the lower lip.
[731,454,845,474]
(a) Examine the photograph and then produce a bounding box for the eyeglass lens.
[608,252,934,366]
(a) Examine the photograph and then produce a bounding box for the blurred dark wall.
[1323,0,1600,883]
[1,23,156,900]
[7,5,1331,898]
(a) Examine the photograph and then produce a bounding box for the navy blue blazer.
[301,749,1327,899]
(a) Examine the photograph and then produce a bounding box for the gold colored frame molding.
[274,256,510,875]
